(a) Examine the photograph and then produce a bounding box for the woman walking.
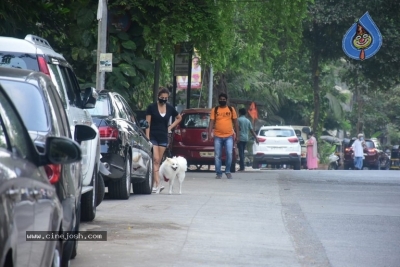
[146,87,182,193]
[306,131,318,170]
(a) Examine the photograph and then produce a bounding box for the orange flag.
[248,102,258,121]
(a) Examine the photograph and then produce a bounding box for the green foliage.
[318,140,336,164]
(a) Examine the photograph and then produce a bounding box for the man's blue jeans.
[214,136,233,175]
[354,156,363,170]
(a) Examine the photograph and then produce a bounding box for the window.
[0,52,39,71]
[1,80,49,132]
[260,129,294,137]
[181,113,210,128]
[87,94,110,116]
[113,96,128,120]
[0,90,31,159]
[48,64,68,108]
[119,96,137,124]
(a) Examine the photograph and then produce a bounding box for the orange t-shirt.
[210,106,237,138]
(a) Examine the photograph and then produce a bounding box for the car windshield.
[87,95,110,116]
[259,128,294,137]
[181,113,210,128]
[0,80,48,132]
[0,52,39,70]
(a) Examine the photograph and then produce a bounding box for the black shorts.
[150,132,168,147]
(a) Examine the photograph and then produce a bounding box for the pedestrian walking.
[208,93,239,179]
[352,133,366,170]
[306,131,318,170]
[237,108,259,171]
[146,87,182,193]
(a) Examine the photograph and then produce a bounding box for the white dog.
[159,156,187,194]
[131,152,146,175]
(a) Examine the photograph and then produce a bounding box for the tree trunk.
[311,50,320,134]
[215,72,228,103]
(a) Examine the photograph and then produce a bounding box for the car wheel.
[81,164,97,222]
[293,161,301,170]
[108,154,131,200]
[252,159,259,169]
[96,173,105,206]
[132,158,153,194]
[52,239,62,267]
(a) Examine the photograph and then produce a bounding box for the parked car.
[291,125,311,169]
[87,90,153,198]
[343,138,390,170]
[390,145,400,170]
[0,34,104,223]
[0,68,97,266]
[0,83,83,267]
[170,108,237,172]
[252,125,301,170]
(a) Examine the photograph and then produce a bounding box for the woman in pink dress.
[306,132,318,170]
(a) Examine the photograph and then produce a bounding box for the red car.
[344,138,380,170]
[170,108,237,172]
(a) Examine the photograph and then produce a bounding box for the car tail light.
[38,56,50,76]
[174,128,182,142]
[345,147,352,152]
[368,148,377,153]
[44,164,61,184]
[98,126,118,140]
[256,152,264,155]
[288,137,298,143]
[257,137,266,142]
[289,153,298,156]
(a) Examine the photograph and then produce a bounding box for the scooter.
[328,153,340,170]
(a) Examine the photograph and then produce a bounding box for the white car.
[0,35,104,222]
[252,125,302,170]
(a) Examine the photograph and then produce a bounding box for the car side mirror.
[139,119,149,130]
[75,124,97,143]
[44,137,82,165]
[82,87,98,109]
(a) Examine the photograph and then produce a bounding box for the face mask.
[360,137,364,141]
[219,100,227,106]
[158,98,167,104]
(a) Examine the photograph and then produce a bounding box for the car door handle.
[6,189,20,199]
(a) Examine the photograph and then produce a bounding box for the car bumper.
[100,152,126,179]
[253,154,301,164]
[344,157,379,168]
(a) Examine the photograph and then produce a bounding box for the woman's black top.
[146,102,178,141]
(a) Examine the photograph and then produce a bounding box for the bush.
[318,140,336,164]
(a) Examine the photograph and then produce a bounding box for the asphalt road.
[72,169,400,267]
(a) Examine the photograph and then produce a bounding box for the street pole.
[208,64,213,108]
[186,47,193,109]
[96,0,107,91]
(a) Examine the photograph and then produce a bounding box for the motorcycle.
[328,153,340,170]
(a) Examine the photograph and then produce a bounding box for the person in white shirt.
[352,133,366,170]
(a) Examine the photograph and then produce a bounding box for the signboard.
[174,53,190,76]
[177,56,202,90]
[99,53,112,72]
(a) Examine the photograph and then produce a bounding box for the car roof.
[0,35,65,59]
[0,67,52,84]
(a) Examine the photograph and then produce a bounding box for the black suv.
[87,91,153,198]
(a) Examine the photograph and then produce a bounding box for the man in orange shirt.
[208,93,239,179]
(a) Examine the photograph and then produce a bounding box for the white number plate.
[200,152,214,157]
